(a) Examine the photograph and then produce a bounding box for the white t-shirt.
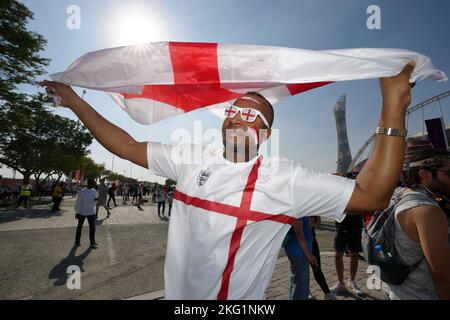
[75,187,98,216]
[147,142,355,300]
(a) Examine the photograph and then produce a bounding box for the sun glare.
[113,7,165,46]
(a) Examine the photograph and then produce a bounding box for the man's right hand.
[38,80,149,169]
[307,254,318,267]
[38,80,81,108]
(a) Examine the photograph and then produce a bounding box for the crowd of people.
[72,179,175,249]
[11,178,174,212]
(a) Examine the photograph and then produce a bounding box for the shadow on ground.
[48,245,93,286]
[332,290,382,300]
[0,208,64,224]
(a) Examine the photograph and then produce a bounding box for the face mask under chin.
[224,127,258,155]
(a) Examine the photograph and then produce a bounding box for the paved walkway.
[266,253,385,300]
[0,197,166,232]
[128,253,386,300]
[1,197,386,300]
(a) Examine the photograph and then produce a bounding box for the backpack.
[361,190,424,286]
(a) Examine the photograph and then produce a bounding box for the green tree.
[0,0,49,103]
[0,94,93,184]
[165,179,177,190]
[79,156,105,180]
[165,178,177,188]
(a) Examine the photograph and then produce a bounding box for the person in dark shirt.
[330,213,364,296]
[107,184,117,208]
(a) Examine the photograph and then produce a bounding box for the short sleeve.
[147,142,201,181]
[290,164,355,222]
[75,192,81,213]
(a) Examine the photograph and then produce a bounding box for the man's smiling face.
[221,93,274,154]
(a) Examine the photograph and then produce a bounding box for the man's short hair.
[403,148,450,187]
[244,91,274,127]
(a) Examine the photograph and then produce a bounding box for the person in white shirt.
[157,187,167,218]
[75,179,98,249]
[95,178,110,218]
[41,61,415,299]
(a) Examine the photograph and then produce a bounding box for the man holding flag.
[40,50,419,299]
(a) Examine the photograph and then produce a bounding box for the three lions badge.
[197,169,212,186]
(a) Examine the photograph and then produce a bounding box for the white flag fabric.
[50,42,447,125]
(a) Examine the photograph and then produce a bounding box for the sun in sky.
[112,4,166,46]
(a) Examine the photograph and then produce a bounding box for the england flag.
[50,42,446,125]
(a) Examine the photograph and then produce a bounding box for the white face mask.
[225,127,258,145]
[224,127,259,161]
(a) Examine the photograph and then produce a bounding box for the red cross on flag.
[50,42,446,125]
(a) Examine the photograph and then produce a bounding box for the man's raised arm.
[346,61,416,213]
[39,80,148,168]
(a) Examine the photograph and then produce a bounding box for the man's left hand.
[379,60,416,111]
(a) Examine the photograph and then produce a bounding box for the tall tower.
[333,94,352,174]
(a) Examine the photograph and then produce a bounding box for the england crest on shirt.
[197,168,212,186]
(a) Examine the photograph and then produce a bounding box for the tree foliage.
[79,156,105,180]
[0,0,49,103]
[0,94,93,181]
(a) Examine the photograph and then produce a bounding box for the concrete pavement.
[0,196,386,300]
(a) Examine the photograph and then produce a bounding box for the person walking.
[107,183,117,208]
[122,183,129,205]
[167,190,174,217]
[16,179,32,208]
[152,186,157,203]
[157,187,166,218]
[96,178,110,218]
[284,217,316,300]
[75,179,98,249]
[137,183,144,210]
[51,182,64,211]
[329,213,365,296]
[131,182,139,205]
[310,216,337,300]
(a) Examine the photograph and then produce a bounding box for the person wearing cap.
[386,148,450,299]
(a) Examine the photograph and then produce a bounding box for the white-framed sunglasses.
[224,105,270,127]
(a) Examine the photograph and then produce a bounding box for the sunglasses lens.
[225,105,238,118]
[241,108,257,122]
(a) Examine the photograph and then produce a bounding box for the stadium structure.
[346,90,450,173]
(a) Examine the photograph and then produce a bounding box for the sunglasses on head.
[409,154,450,169]
[224,105,270,127]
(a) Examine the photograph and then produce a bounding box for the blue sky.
[3,0,450,182]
